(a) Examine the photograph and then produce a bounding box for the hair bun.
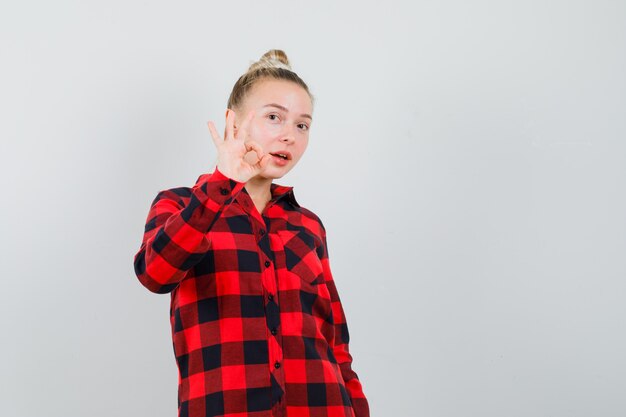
[227,49,312,110]
[248,49,292,72]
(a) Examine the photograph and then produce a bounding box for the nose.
[280,124,296,144]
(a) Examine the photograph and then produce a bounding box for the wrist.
[214,163,245,184]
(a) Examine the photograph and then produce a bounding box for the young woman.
[133,50,370,417]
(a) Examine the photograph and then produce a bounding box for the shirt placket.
[237,193,287,412]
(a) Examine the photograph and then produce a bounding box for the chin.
[260,172,284,180]
[261,166,292,180]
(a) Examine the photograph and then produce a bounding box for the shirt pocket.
[277,229,324,285]
[277,229,334,332]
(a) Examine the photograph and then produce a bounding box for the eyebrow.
[262,103,312,120]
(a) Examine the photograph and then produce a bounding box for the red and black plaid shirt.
[133,167,370,417]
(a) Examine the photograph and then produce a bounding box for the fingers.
[224,110,235,140]
[244,139,264,160]
[235,110,255,142]
[244,140,272,173]
[257,153,273,171]
[207,121,221,148]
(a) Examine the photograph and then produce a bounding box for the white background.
[1,1,625,416]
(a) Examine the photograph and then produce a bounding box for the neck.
[244,175,273,210]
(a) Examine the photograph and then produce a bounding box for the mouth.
[269,151,292,160]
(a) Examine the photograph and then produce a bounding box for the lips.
[269,150,292,160]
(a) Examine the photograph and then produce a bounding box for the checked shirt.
[133,167,370,417]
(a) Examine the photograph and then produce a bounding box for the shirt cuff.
[194,166,246,189]
[184,166,246,233]
[208,166,246,185]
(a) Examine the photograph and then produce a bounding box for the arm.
[133,167,245,294]
[320,226,371,417]
[134,105,271,293]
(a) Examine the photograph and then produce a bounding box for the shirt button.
[220,188,228,195]
[268,294,274,301]
[274,361,281,369]
[271,328,277,335]
[265,260,271,267]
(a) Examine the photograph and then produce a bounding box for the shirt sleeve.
[320,226,371,417]
[133,166,246,294]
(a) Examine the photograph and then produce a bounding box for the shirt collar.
[235,181,300,208]
[197,170,300,208]
[269,182,300,207]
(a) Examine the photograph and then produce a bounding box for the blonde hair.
[227,49,313,110]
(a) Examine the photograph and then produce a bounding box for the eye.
[298,123,309,131]
[267,113,280,121]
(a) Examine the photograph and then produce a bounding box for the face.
[230,79,313,180]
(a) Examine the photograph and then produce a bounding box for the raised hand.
[207,109,272,183]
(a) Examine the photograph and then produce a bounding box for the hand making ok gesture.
[207,109,272,183]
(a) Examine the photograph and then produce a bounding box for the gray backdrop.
[1,1,625,416]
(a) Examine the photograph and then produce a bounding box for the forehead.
[245,79,312,112]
